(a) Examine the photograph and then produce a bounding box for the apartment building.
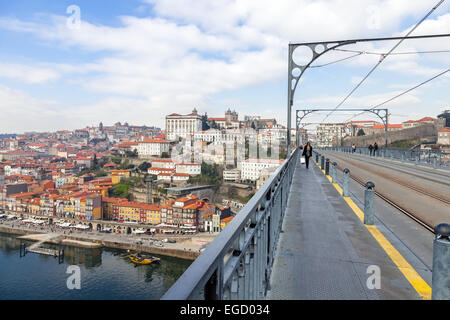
[223,169,240,182]
[175,163,201,176]
[150,159,175,169]
[166,108,203,141]
[240,158,284,182]
[316,123,345,147]
[111,169,130,185]
[137,139,170,157]
[438,128,450,145]
[161,194,215,231]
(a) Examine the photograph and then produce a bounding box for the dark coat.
[302,146,312,157]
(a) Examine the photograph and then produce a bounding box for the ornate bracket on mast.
[287,41,356,150]
[286,33,450,151]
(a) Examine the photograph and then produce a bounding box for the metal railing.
[162,148,299,300]
[319,146,449,169]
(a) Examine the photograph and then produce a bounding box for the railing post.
[364,181,375,225]
[331,162,337,183]
[244,250,251,299]
[204,265,222,300]
[325,158,330,176]
[343,168,350,197]
[432,223,450,300]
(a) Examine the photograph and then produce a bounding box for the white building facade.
[166,109,203,141]
[137,139,170,157]
[240,159,283,181]
[438,128,450,145]
[316,123,346,147]
[175,163,201,176]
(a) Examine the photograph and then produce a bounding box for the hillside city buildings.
[0,108,295,235]
[2,107,448,235]
[315,115,447,148]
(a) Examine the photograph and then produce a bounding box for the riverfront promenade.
[0,219,218,261]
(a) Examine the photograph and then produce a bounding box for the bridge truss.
[295,108,388,147]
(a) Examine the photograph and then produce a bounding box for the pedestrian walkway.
[266,158,424,300]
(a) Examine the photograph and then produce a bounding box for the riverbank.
[18,234,103,248]
[0,223,213,261]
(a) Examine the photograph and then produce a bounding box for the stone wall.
[0,225,199,260]
[342,123,439,147]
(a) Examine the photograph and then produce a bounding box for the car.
[154,242,164,247]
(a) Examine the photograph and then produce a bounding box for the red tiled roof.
[119,141,139,147]
[418,117,435,121]
[372,124,402,129]
[140,139,170,144]
[149,168,174,172]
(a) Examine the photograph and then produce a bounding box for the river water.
[0,232,191,300]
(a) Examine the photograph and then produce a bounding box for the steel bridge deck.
[267,159,425,300]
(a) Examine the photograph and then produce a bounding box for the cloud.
[0,0,449,132]
[0,63,61,84]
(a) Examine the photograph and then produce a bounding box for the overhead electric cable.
[345,67,450,122]
[334,48,450,56]
[321,0,445,122]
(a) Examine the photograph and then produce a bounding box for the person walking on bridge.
[368,144,374,156]
[373,142,378,156]
[302,142,313,169]
[352,144,356,153]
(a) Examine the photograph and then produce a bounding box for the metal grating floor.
[266,159,422,300]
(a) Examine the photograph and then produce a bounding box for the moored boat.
[129,255,153,265]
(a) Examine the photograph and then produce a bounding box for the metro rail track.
[343,170,435,233]
[345,153,450,187]
[329,153,450,206]
[318,152,449,234]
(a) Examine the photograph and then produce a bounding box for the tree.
[161,152,170,158]
[111,156,122,165]
[109,184,130,199]
[125,150,138,158]
[95,170,108,177]
[93,154,98,168]
[188,162,222,187]
[138,162,151,172]
[357,129,366,136]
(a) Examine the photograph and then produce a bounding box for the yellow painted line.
[342,195,364,222]
[333,183,343,196]
[312,160,431,300]
[365,226,431,300]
